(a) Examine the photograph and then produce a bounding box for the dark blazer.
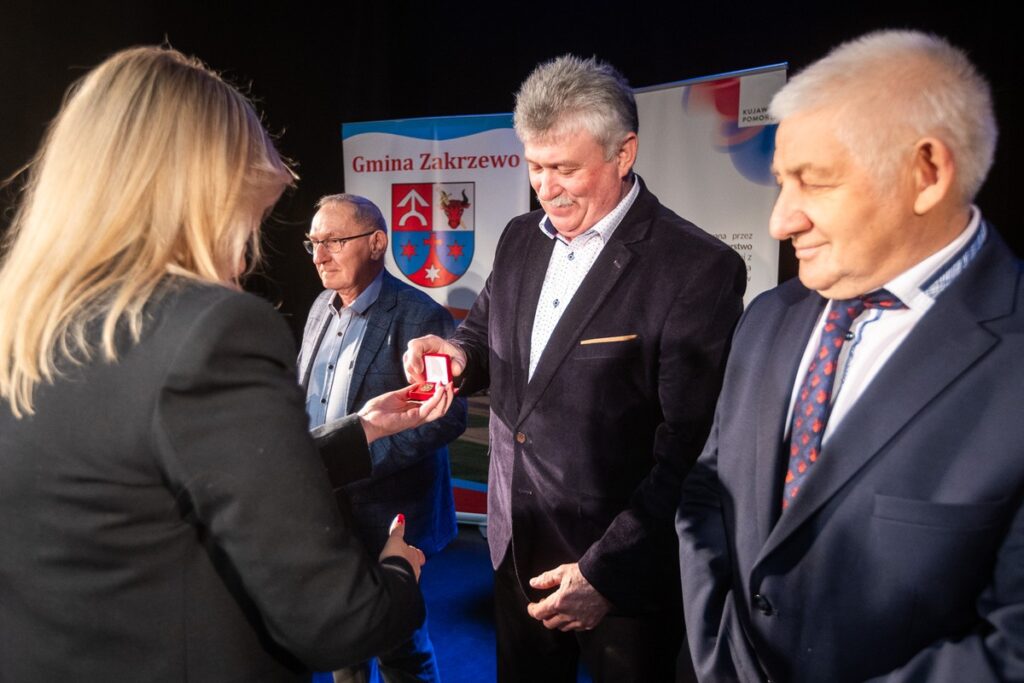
[0,281,423,682]
[298,271,466,557]
[452,178,746,612]
[677,226,1024,682]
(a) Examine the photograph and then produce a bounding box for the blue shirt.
[305,270,384,428]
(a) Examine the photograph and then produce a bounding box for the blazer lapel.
[346,274,398,414]
[299,294,334,390]
[752,287,825,546]
[759,231,1016,561]
[512,228,557,411]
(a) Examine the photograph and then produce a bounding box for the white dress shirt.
[528,177,640,379]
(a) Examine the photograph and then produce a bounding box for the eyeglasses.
[303,230,376,254]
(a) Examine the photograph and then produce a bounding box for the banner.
[634,64,787,303]
[341,72,784,522]
[342,114,529,314]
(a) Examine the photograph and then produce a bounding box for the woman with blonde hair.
[0,46,452,681]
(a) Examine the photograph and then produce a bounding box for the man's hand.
[526,562,611,631]
[379,514,426,581]
[357,382,456,444]
[403,335,467,384]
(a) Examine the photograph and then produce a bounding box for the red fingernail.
[396,513,405,525]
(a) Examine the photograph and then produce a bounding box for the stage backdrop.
[342,114,529,317]
[634,64,787,303]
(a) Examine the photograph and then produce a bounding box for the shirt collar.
[537,174,640,245]
[882,206,984,310]
[330,269,384,316]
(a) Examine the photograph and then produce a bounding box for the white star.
[424,264,441,282]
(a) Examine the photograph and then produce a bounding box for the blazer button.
[752,593,774,616]
[515,432,526,444]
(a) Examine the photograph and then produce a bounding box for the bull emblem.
[439,189,471,229]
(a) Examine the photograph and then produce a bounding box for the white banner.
[342,115,529,314]
[634,65,787,303]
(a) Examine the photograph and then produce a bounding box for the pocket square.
[579,334,638,345]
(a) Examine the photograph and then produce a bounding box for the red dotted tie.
[782,290,904,510]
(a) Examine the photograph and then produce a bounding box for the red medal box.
[407,353,453,401]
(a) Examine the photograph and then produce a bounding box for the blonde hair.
[0,46,295,417]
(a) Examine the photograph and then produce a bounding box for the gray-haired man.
[677,30,1023,682]
[300,194,467,683]
[406,55,745,682]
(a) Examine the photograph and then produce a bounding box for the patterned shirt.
[528,177,640,379]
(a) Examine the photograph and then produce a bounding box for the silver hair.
[769,30,997,202]
[513,54,638,159]
[315,193,387,232]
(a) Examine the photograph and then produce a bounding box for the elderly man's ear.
[912,137,957,216]
[370,230,388,260]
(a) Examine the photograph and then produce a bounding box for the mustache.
[545,195,573,208]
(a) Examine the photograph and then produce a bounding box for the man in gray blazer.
[677,30,1024,682]
[298,194,467,683]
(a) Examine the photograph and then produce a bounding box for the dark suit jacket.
[298,271,466,557]
[0,280,423,682]
[452,178,746,613]
[677,225,1024,682]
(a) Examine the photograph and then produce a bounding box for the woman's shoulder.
[153,277,267,314]
[150,278,279,327]
[144,278,294,361]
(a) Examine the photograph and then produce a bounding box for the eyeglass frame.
[303,229,378,255]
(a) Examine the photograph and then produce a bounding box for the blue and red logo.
[683,77,776,186]
[391,182,475,287]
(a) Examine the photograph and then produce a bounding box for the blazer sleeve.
[578,243,746,609]
[448,213,529,395]
[153,291,423,670]
[311,415,373,487]
[365,301,468,480]
[449,225,511,396]
[677,411,768,683]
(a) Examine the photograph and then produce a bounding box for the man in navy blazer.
[407,56,746,682]
[677,30,1024,682]
[298,194,466,683]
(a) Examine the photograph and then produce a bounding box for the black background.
[2,1,1017,337]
